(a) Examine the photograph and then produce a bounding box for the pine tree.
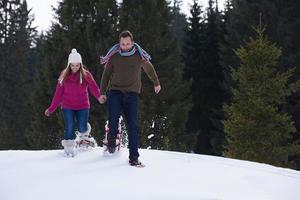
[118,0,192,151]
[224,25,300,167]
[182,0,205,151]
[221,0,300,169]
[182,0,227,155]
[0,0,35,149]
[193,0,228,155]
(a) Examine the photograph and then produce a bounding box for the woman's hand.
[154,85,161,94]
[99,95,107,104]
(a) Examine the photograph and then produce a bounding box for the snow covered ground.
[0,147,299,200]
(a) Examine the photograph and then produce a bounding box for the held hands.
[44,109,51,117]
[154,85,161,94]
[98,95,107,104]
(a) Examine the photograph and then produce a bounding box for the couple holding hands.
[45,30,161,166]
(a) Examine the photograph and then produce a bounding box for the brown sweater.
[100,52,160,94]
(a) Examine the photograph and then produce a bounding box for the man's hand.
[154,85,161,94]
[99,95,107,104]
[44,109,51,117]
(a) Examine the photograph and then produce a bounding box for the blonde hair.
[58,63,88,85]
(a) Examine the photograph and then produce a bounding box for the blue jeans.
[107,90,139,159]
[62,109,89,140]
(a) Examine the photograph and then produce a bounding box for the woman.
[45,48,101,157]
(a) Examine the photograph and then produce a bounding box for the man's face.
[120,36,133,52]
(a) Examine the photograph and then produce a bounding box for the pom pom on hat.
[68,48,82,64]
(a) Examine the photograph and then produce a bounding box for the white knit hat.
[68,48,82,65]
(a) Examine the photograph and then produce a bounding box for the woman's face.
[70,63,80,73]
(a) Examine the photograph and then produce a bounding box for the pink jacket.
[47,71,101,113]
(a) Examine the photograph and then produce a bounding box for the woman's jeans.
[62,108,89,140]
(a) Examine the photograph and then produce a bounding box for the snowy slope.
[0,148,299,200]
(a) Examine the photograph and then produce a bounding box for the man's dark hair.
[119,30,134,41]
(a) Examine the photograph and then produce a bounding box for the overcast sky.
[26,0,226,32]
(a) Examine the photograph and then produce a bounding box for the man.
[100,30,161,166]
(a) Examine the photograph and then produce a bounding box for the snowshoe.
[102,118,123,154]
[103,136,121,154]
[75,123,97,149]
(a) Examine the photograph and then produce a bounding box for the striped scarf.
[100,43,151,65]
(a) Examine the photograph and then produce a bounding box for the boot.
[129,156,144,167]
[107,137,117,154]
[61,139,76,157]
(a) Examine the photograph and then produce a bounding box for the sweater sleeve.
[100,59,113,94]
[47,81,64,113]
[86,72,101,100]
[141,60,160,86]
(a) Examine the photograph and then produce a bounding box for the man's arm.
[142,61,161,94]
[99,59,113,104]
[141,61,160,86]
[100,59,113,95]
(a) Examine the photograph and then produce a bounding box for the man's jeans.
[62,109,89,140]
[107,90,139,159]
